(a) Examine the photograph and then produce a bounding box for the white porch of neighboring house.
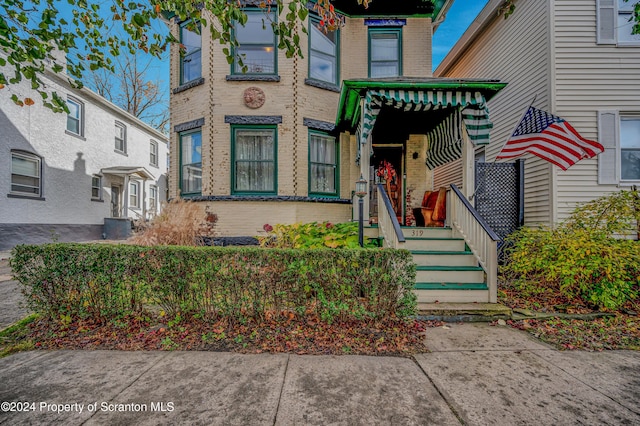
[101,166,155,225]
[335,78,506,303]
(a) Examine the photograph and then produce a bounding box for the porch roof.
[335,78,506,168]
[335,77,506,131]
[101,166,155,180]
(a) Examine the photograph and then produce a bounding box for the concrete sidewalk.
[1,323,639,425]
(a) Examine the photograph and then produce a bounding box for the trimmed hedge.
[11,244,416,324]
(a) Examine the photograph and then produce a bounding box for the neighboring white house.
[435,0,640,227]
[0,57,168,250]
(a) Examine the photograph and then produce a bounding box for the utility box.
[103,218,132,240]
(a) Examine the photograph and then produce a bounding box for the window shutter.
[596,0,616,44]
[598,110,619,184]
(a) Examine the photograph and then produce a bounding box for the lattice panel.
[474,162,519,240]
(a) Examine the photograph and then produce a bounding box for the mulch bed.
[23,314,438,356]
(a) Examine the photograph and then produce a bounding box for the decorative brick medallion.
[243,87,265,109]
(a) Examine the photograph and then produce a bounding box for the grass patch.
[0,314,38,358]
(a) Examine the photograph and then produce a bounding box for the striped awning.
[359,89,494,168]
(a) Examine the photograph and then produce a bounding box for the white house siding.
[553,0,640,222]
[0,66,168,249]
[435,0,554,226]
[433,158,463,190]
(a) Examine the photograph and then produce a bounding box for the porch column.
[358,97,370,221]
[461,122,475,199]
[123,175,130,218]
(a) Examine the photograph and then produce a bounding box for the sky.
[432,0,489,71]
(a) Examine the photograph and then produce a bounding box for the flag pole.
[469,94,537,202]
[493,93,538,163]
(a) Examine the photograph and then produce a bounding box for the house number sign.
[243,87,266,109]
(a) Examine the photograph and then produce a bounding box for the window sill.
[65,130,85,140]
[304,78,340,93]
[172,77,205,94]
[150,163,159,168]
[8,193,45,201]
[91,198,104,203]
[226,75,281,82]
[115,150,128,156]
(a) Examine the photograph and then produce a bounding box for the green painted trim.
[404,237,463,241]
[231,8,278,76]
[308,15,340,86]
[178,128,202,197]
[416,265,483,272]
[401,226,453,230]
[410,250,473,255]
[179,21,202,85]
[335,79,507,128]
[308,129,339,198]
[231,124,278,195]
[367,27,402,78]
[414,282,488,290]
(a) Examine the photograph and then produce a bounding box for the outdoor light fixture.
[355,174,368,247]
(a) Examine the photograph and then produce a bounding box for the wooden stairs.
[402,226,489,303]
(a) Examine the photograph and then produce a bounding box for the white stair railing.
[448,184,500,303]
[376,184,406,249]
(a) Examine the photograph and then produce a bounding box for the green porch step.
[414,282,488,290]
[416,265,483,272]
[410,250,473,255]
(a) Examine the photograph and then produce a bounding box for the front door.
[111,185,121,218]
[371,145,404,224]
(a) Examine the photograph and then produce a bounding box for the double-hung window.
[10,151,42,197]
[91,175,102,200]
[598,111,640,184]
[66,97,83,136]
[180,130,202,196]
[129,181,140,208]
[233,10,277,75]
[115,122,127,153]
[309,131,338,196]
[150,140,159,167]
[617,0,640,44]
[620,117,640,181]
[309,17,339,85]
[232,126,276,194]
[597,0,640,45]
[180,22,202,84]
[149,185,158,213]
[368,28,402,78]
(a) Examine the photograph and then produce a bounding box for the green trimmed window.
[368,28,402,78]
[309,131,338,196]
[180,129,202,196]
[232,126,276,194]
[233,10,277,75]
[309,17,339,84]
[180,22,202,84]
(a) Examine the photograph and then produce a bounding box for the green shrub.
[10,244,415,325]
[502,189,640,311]
[258,221,378,249]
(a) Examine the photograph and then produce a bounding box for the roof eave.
[434,0,503,76]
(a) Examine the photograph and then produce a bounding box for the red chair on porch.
[420,187,447,227]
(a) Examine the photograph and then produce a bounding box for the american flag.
[496,106,604,170]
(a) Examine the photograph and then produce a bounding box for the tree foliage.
[0,0,638,111]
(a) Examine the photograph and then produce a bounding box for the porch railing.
[376,183,405,249]
[448,184,500,303]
